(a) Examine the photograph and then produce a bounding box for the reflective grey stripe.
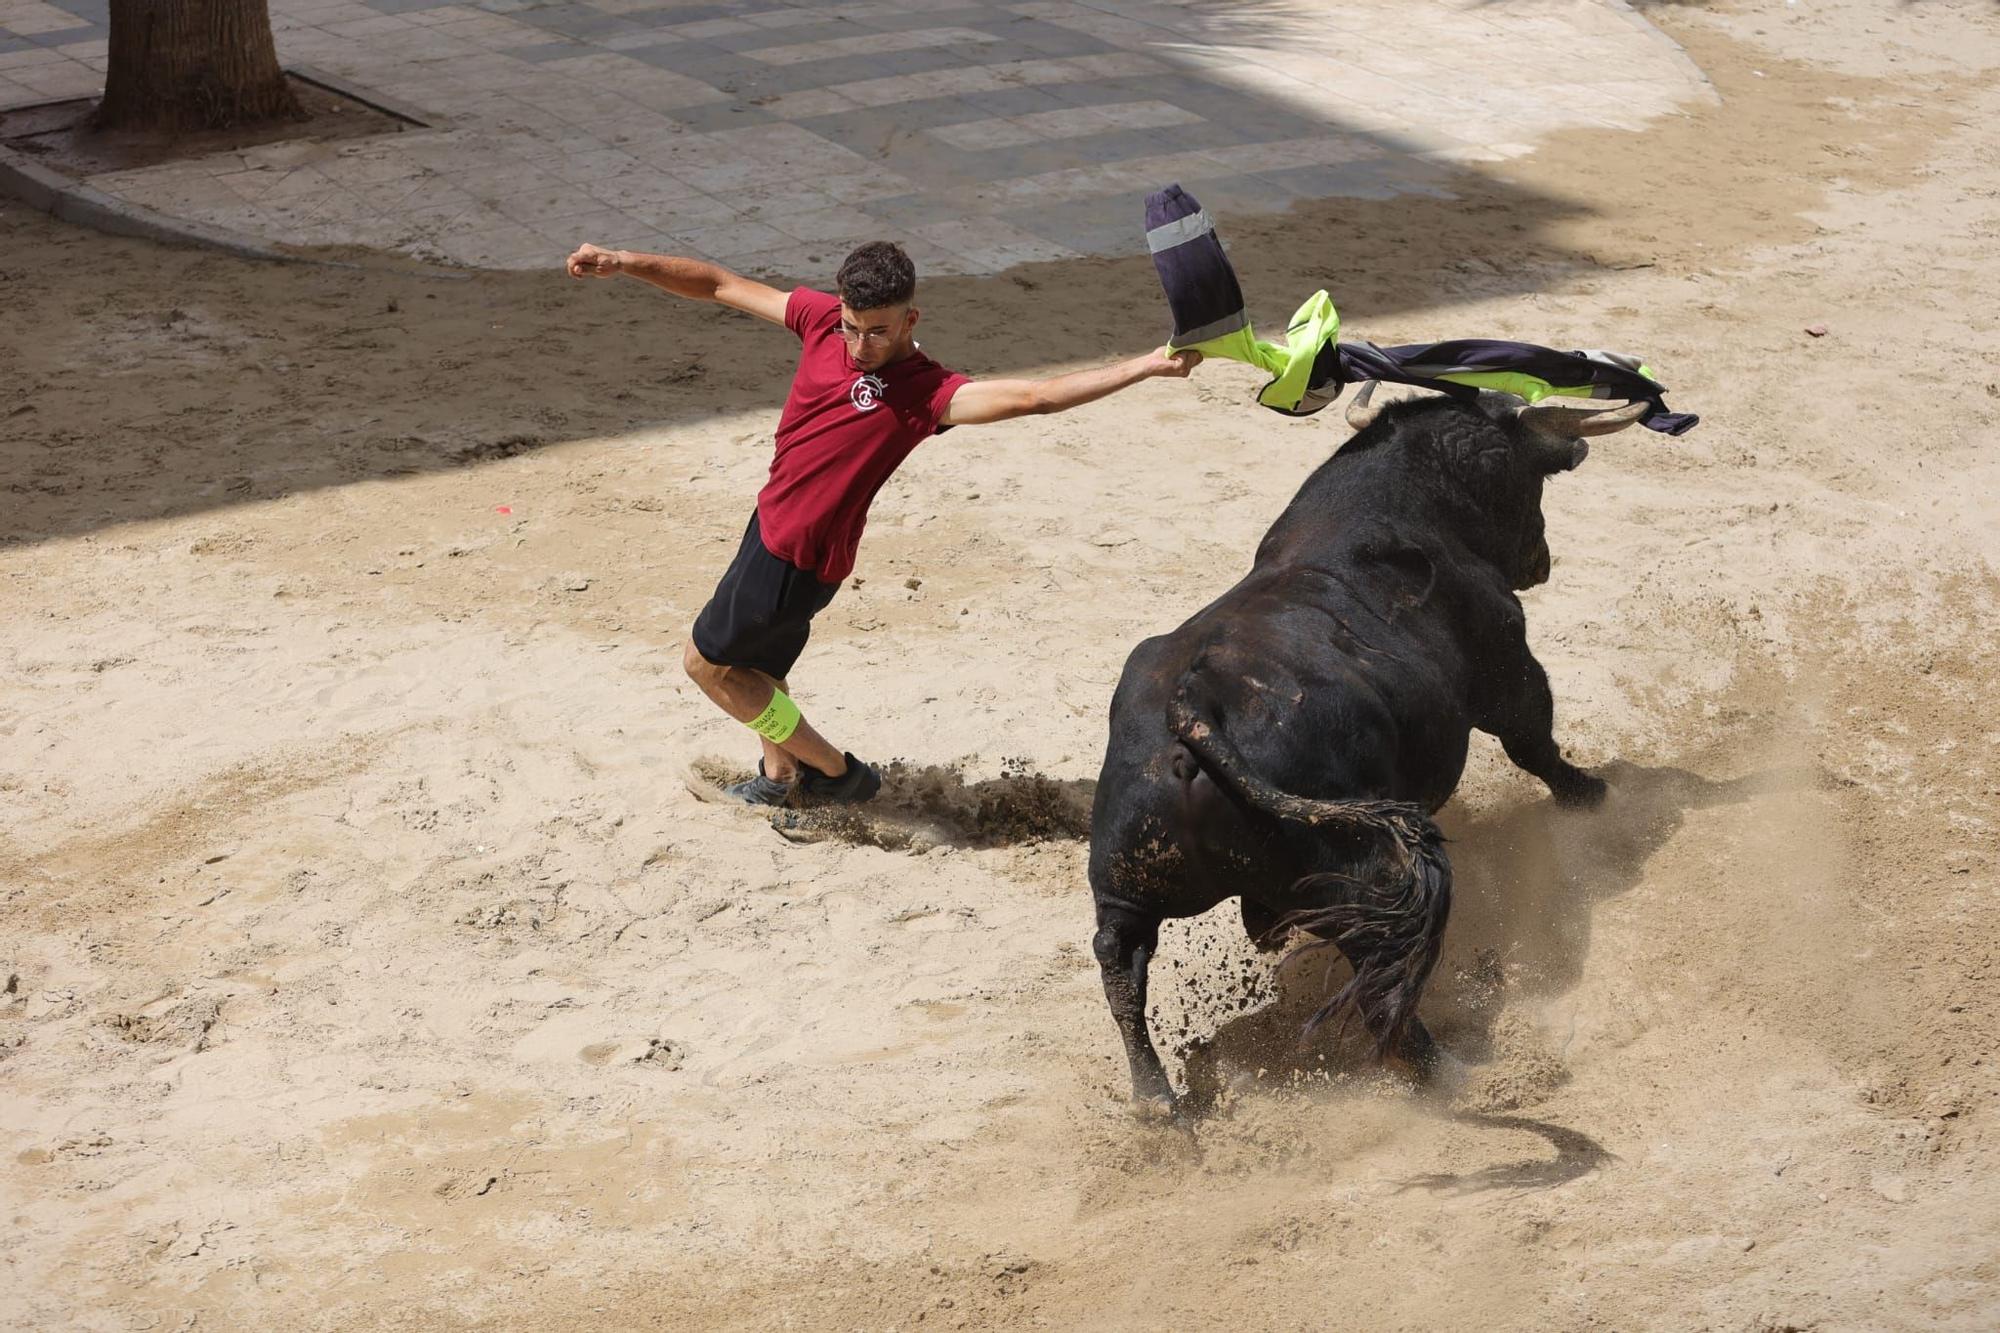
[1578,351,1643,396]
[1288,382,1340,417]
[1146,207,1216,254]
[1171,309,1248,345]
[1397,362,1485,378]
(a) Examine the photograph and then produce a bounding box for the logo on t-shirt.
[849,373,886,413]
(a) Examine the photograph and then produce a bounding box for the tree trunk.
[95,0,304,133]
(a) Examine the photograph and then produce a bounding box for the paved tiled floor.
[0,0,1712,274]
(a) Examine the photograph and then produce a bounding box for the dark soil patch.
[692,755,1094,852]
[0,73,416,177]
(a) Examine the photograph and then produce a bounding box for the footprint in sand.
[579,1037,686,1070]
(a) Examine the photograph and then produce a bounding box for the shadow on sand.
[1391,1111,1619,1197]
[2,0,1628,548]
[1168,760,1812,1181]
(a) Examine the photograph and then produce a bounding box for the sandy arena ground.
[4,2,1999,1328]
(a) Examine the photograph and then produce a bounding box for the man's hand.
[1151,346,1202,378]
[567,243,623,278]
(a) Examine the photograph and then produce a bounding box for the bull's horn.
[1517,400,1651,439]
[1345,380,1383,432]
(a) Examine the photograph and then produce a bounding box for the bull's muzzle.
[1523,544,1553,588]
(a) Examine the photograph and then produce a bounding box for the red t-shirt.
[755,288,969,583]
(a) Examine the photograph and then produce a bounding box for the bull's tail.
[1168,689,1452,1057]
[1283,831,1452,1056]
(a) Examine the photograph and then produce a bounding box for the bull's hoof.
[1129,1091,1179,1123]
[1415,1048,1472,1101]
[1551,772,1609,809]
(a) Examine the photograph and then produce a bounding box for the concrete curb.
[0,139,312,263]
[1604,0,1724,105]
[287,63,441,131]
[0,76,470,280]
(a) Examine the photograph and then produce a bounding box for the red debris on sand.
[494,505,513,514]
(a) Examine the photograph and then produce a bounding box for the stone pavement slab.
[0,0,1713,276]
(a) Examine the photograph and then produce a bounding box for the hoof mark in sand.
[580,1036,686,1070]
[98,992,223,1054]
[434,1172,501,1201]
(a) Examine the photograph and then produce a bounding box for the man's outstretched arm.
[566,243,788,325]
[940,347,1200,426]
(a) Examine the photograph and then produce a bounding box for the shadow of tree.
[0,0,1663,546]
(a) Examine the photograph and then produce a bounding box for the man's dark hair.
[836,241,916,311]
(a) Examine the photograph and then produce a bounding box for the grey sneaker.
[722,762,794,807]
[796,753,882,806]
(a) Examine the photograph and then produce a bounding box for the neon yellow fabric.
[1176,325,1284,377]
[1172,291,1343,413]
[1169,290,1675,414]
[1432,364,1662,403]
[748,688,802,743]
[1425,372,1602,403]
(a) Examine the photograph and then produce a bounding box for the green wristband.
[747,688,802,743]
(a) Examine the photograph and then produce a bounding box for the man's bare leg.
[759,717,794,782]
[682,643,848,778]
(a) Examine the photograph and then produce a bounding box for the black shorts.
[690,511,840,681]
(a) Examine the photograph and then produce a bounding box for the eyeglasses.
[838,322,900,345]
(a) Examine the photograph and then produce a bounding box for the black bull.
[1087,387,1652,1112]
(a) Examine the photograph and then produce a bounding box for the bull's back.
[1207,558,1481,812]
[1090,551,1480,915]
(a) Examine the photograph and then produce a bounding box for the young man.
[566,239,1199,807]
